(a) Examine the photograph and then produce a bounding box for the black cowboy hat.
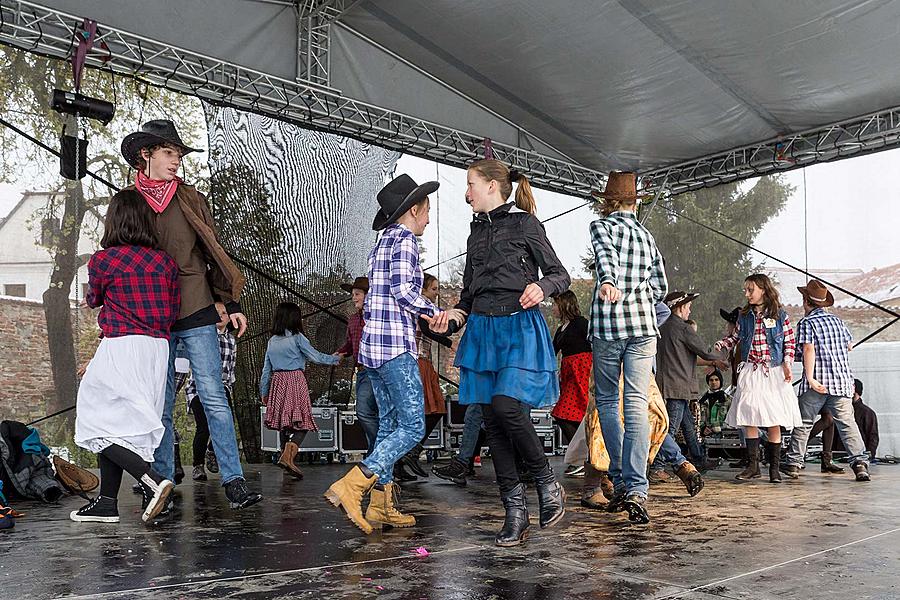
[664,291,700,310]
[719,307,740,324]
[121,119,203,168]
[340,276,369,294]
[372,174,439,231]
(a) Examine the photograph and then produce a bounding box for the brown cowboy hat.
[664,291,700,310]
[797,280,834,307]
[340,276,369,294]
[591,171,651,201]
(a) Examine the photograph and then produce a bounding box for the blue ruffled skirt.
[454,309,559,408]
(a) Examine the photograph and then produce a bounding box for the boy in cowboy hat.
[588,171,668,524]
[655,291,728,471]
[336,276,379,454]
[782,280,870,482]
[121,119,262,511]
[324,174,450,534]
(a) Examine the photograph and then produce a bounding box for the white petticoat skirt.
[75,335,169,462]
[725,363,803,429]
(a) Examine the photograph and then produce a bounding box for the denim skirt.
[454,309,559,408]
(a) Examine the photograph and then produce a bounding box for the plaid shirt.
[186,329,237,405]
[717,311,796,368]
[796,308,854,397]
[359,224,438,369]
[337,311,365,364]
[589,211,668,341]
[86,245,180,339]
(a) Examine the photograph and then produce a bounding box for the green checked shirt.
[589,211,668,341]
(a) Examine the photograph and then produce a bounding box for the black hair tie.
[508,169,521,182]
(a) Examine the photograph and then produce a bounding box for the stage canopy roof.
[4,0,900,195]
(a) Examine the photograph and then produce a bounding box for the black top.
[553,316,591,357]
[455,203,570,316]
[699,389,727,406]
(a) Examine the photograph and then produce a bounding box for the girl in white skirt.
[715,273,801,483]
[72,190,180,524]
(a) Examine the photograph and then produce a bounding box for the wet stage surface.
[4,458,899,599]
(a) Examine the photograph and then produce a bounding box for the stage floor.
[4,457,899,600]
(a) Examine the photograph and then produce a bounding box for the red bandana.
[135,171,181,213]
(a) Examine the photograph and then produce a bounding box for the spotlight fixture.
[51,89,115,125]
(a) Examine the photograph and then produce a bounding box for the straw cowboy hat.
[797,279,834,307]
[591,171,650,201]
[121,119,203,168]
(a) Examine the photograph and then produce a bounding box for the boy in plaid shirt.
[325,175,450,535]
[589,172,667,525]
[782,280,870,482]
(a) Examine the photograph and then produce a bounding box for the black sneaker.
[623,493,650,525]
[206,449,219,474]
[70,496,119,523]
[432,458,468,486]
[224,479,263,509]
[138,474,174,523]
[852,462,871,482]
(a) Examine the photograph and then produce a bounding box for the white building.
[0,191,102,302]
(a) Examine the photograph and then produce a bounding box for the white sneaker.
[564,464,585,477]
[140,474,174,523]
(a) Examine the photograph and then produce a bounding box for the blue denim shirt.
[260,332,339,397]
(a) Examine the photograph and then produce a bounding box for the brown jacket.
[126,183,246,304]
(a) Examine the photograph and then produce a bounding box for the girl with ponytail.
[431,159,571,547]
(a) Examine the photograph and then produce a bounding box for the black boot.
[768,442,782,483]
[495,484,530,547]
[821,452,845,474]
[736,438,761,480]
[173,440,185,485]
[432,458,468,486]
[393,462,417,482]
[402,443,429,478]
[534,469,566,529]
[729,448,749,468]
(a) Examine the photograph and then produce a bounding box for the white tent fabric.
[33,0,900,178]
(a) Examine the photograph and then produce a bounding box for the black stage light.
[51,89,115,125]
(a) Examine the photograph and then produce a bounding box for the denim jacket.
[260,332,339,397]
[738,309,786,367]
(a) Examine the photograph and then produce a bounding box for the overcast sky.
[3,146,898,283]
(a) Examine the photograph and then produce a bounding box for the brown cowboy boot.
[324,465,378,534]
[821,452,845,474]
[580,463,607,509]
[365,482,416,529]
[675,461,704,497]
[277,442,304,479]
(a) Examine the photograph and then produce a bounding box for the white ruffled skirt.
[725,363,803,429]
[75,335,169,462]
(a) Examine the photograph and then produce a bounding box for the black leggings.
[98,444,160,499]
[281,428,308,447]
[554,418,580,446]
[483,395,550,494]
[189,398,211,467]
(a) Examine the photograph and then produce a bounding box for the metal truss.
[296,0,364,87]
[641,106,900,195]
[0,0,606,197]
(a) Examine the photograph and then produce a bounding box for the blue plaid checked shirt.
[589,211,668,341]
[359,224,439,369]
[796,307,854,397]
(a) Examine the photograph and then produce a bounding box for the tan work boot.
[580,463,608,509]
[277,442,304,479]
[365,482,416,528]
[675,461,705,497]
[324,465,378,534]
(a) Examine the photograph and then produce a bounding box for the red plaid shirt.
[717,311,795,367]
[337,311,365,364]
[86,245,181,339]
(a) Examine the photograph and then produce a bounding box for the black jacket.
[553,316,591,357]
[456,203,570,316]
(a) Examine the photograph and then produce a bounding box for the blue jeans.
[362,353,425,484]
[666,398,705,463]
[786,390,868,467]
[457,404,484,463]
[152,325,243,485]
[354,369,378,456]
[592,336,657,498]
[655,433,688,469]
